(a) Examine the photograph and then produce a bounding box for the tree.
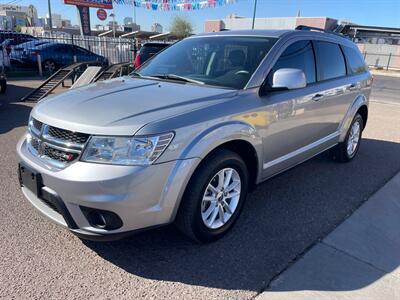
[170,16,193,39]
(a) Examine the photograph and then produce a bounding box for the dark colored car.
[0,32,37,55]
[134,42,170,68]
[10,42,108,73]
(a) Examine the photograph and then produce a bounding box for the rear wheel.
[175,149,249,242]
[331,113,364,162]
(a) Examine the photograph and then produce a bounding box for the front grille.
[43,144,78,163]
[28,118,90,168]
[32,119,42,131]
[31,137,40,151]
[47,126,89,144]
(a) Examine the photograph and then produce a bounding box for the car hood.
[32,77,238,135]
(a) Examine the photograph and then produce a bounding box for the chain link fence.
[363,52,400,70]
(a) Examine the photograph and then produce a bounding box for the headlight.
[81,132,174,166]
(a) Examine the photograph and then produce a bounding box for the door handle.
[348,83,358,90]
[312,93,324,101]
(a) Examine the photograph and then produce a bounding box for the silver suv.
[17,29,371,242]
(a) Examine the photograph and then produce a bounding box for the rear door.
[311,40,351,136]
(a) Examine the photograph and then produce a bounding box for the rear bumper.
[17,136,200,240]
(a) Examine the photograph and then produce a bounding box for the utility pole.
[251,0,258,29]
[133,4,136,26]
[111,10,116,38]
[47,0,53,33]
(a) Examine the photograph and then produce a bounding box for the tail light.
[134,54,141,69]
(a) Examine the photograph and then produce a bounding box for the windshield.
[137,36,277,89]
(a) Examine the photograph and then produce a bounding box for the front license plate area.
[18,163,42,197]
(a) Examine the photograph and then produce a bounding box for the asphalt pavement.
[0,75,399,299]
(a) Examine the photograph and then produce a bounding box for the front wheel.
[43,59,57,74]
[175,149,249,242]
[331,113,364,162]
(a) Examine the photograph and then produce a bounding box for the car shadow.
[0,83,36,134]
[83,138,400,292]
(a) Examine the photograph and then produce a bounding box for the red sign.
[97,8,107,21]
[64,0,113,9]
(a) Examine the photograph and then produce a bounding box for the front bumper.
[17,136,200,240]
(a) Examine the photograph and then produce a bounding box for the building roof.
[342,24,400,34]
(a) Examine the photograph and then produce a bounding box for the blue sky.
[3,0,400,32]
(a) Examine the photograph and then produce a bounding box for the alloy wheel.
[347,120,361,157]
[201,168,241,229]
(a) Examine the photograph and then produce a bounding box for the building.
[124,22,140,32]
[0,4,38,29]
[205,15,338,32]
[0,16,13,30]
[341,24,400,45]
[48,13,62,29]
[123,17,133,26]
[62,19,72,28]
[151,23,163,33]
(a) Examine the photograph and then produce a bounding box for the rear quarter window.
[342,46,368,74]
[314,41,346,81]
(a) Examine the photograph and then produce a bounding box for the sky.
[1,0,399,32]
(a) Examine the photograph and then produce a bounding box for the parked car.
[134,42,170,68]
[0,32,37,55]
[10,42,108,73]
[17,29,371,242]
[0,43,10,70]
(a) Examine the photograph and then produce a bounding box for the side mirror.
[272,68,306,90]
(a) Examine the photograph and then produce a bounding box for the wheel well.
[208,140,259,189]
[357,105,368,129]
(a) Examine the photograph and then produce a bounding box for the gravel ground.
[0,76,399,299]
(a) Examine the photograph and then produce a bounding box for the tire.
[331,113,364,162]
[175,149,249,243]
[43,59,57,74]
[0,79,6,94]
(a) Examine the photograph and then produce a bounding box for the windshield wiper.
[149,74,204,85]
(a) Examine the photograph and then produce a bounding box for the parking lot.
[0,75,399,299]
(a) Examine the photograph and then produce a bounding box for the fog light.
[80,206,123,230]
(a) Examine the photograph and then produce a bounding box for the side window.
[314,41,346,81]
[270,40,316,84]
[342,46,368,74]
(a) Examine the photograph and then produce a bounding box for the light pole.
[47,0,53,33]
[251,0,258,29]
[110,11,116,38]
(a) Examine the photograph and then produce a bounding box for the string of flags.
[113,0,236,11]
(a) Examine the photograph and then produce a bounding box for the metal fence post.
[387,53,392,71]
[37,54,43,77]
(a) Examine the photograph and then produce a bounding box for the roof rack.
[295,25,349,39]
